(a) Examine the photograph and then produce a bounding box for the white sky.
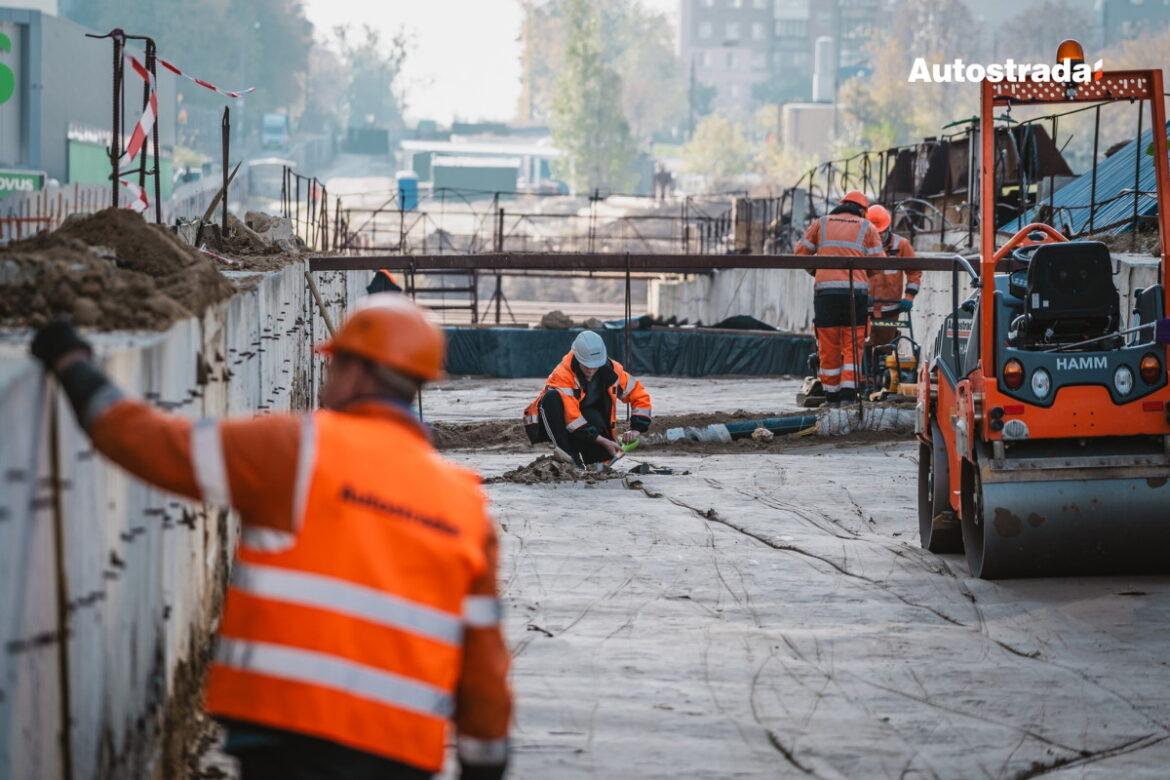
[302,0,677,124]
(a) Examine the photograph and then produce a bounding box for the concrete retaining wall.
[651,254,1161,344]
[0,262,365,779]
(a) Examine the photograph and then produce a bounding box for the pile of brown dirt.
[650,410,777,431]
[430,410,908,457]
[432,419,526,450]
[431,411,779,453]
[0,240,187,329]
[0,208,234,330]
[655,427,908,455]
[485,455,622,485]
[539,310,576,329]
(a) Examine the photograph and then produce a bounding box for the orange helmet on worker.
[794,191,884,404]
[29,299,512,778]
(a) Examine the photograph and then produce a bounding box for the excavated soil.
[432,419,528,450]
[217,214,306,272]
[485,455,623,485]
[431,410,776,452]
[0,208,234,330]
[433,409,909,455]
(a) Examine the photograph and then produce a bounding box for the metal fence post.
[221,107,230,235]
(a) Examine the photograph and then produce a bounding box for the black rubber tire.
[918,423,963,553]
[960,456,992,578]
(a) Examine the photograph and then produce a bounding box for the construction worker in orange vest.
[29,295,511,780]
[865,204,921,349]
[523,330,652,468]
[794,190,884,405]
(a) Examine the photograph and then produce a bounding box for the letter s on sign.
[0,33,14,105]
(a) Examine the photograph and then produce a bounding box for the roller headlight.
[1114,365,1134,395]
[1030,368,1051,399]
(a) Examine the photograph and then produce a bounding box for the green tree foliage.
[602,4,686,143]
[549,0,637,193]
[520,0,685,140]
[331,25,411,132]
[681,115,753,188]
[837,0,980,149]
[301,41,347,134]
[63,0,312,119]
[991,1,1095,63]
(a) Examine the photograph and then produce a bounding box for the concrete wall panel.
[652,253,1160,353]
[0,260,357,778]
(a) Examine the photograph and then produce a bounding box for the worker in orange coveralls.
[523,330,652,468]
[794,190,884,405]
[29,295,511,780]
[865,204,921,350]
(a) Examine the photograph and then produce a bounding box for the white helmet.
[571,330,608,369]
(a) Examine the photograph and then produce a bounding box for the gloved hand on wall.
[30,319,92,373]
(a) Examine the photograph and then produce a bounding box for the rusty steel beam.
[309,252,971,274]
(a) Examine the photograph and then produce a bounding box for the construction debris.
[485,454,622,484]
[539,309,577,329]
[816,403,917,436]
[0,208,234,330]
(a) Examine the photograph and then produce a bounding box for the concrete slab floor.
[426,378,1170,779]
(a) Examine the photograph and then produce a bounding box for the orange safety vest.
[523,353,652,437]
[795,213,884,293]
[868,234,921,317]
[205,410,495,772]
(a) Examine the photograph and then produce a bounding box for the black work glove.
[30,319,92,373]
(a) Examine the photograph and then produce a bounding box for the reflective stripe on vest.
[191,419,230,507]
[216,638,454,719]
[205,410,492,772]
[463,595,503,628]
[815,216,863,252]
[814,280,868,292]
[232,562,464,645]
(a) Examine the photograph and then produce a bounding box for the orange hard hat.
[866,204,891,233]
[841,190,869,209]
[316,293,445,381]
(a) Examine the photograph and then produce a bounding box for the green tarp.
[443,327,813,378]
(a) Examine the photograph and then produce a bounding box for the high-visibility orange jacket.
[523,352,652,439]
[87,396,511,773]
[868,233,921,317]
[794,213,884,293]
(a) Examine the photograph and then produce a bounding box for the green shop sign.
[0,169,46,196]
[0,32,14,105]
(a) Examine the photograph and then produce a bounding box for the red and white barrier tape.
[118,52,156,167]
[198,245,239,266]
[119,53,253,169]
[159,57,254,99]
[119,178,150,213]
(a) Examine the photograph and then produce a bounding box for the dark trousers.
[223,720,430,780]
[537,389,611,466]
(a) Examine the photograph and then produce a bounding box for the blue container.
[396,170,419,211]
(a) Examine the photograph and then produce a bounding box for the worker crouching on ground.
[795,190,884,405]
[865,204,921,349]
[523,330,653,468]
[29,295,511,780]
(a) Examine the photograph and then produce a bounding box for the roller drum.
[962,446,1170,578]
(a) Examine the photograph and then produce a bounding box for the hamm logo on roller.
[1056,356,1107,371]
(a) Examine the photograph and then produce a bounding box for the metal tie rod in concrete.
[308,252,977,277]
